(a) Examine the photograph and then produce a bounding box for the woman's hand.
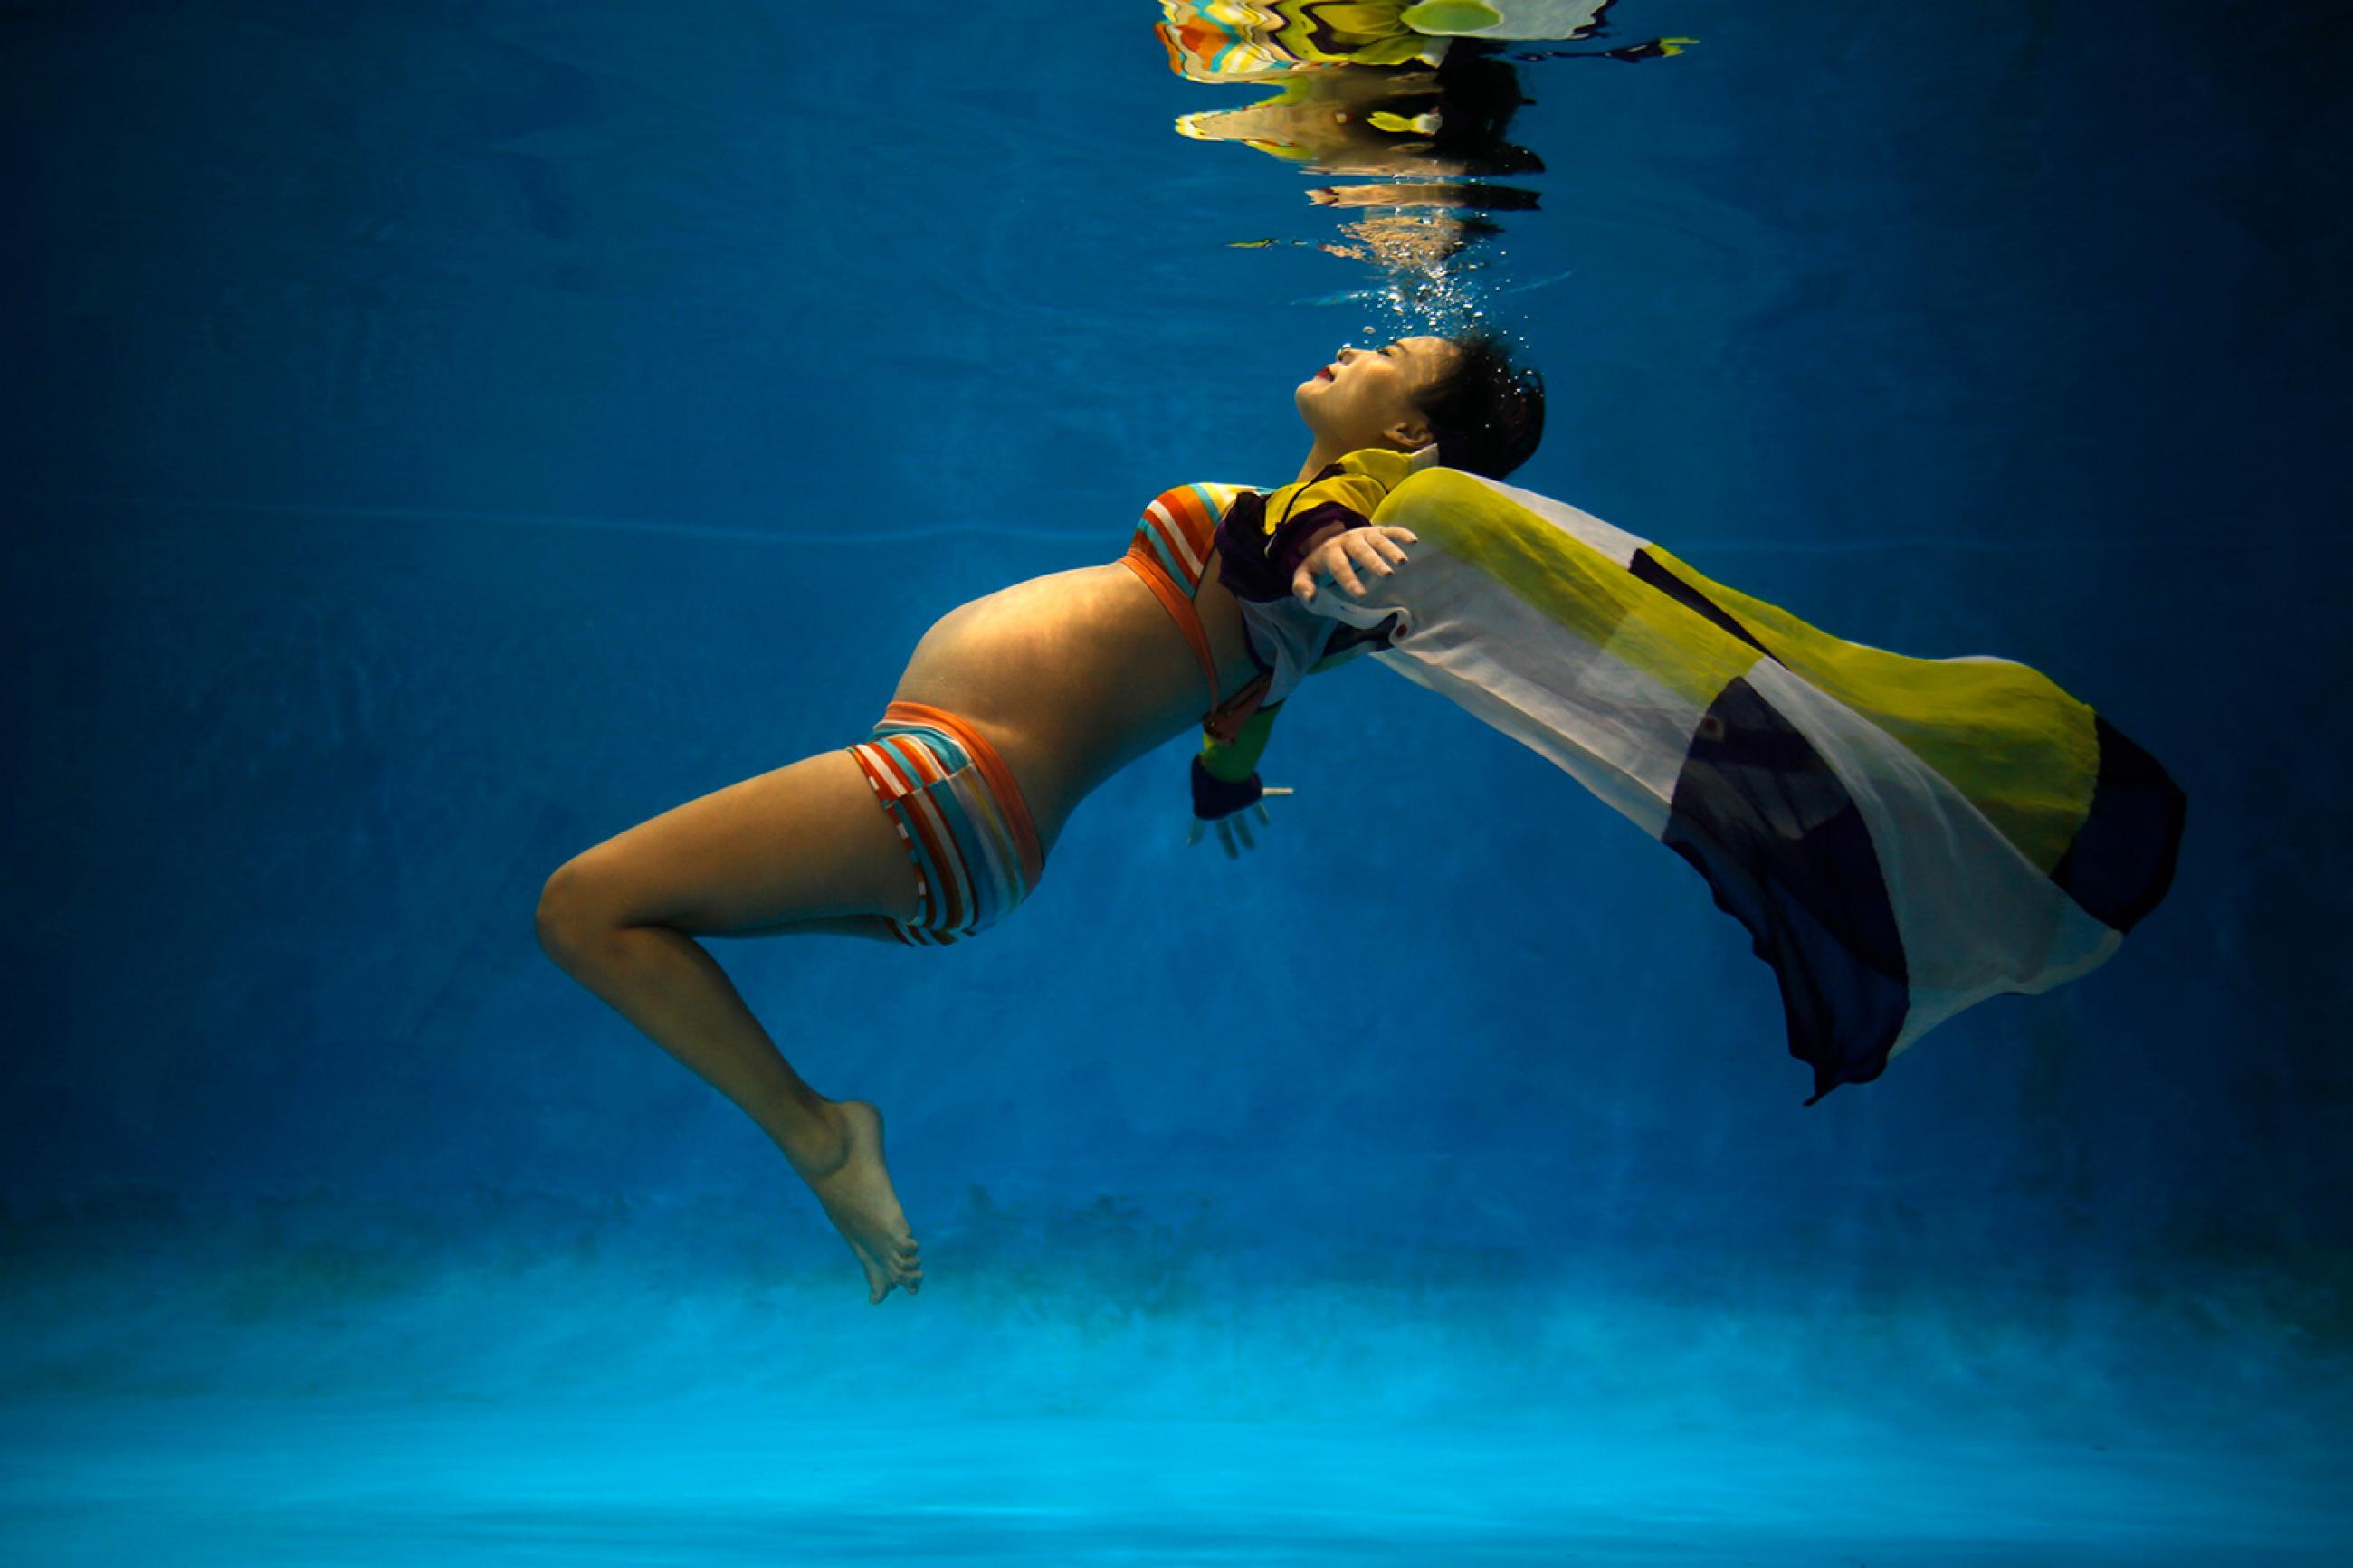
[1293,525,1417,605]
[1186,784,1297,858]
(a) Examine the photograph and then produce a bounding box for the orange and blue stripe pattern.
[1130,481,1245,603]
[846,702,1046,946]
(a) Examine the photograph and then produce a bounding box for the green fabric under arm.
[1198,700,1282,783]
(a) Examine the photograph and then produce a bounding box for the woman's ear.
[1382,414,1434,451]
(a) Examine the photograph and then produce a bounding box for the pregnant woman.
[537,325,2185,1309]
[534,333,1546,1306]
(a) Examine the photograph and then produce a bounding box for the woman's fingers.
[1326,536,1382,596]
[1331,530,1415,597]
[1217,812,1254,858]
[1299,529,1415,603]
[1193,786,1290,856]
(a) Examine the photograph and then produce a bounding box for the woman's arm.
[1187,701,1297,855]
[1188,522,1415,842]
[1195,702,1282,813]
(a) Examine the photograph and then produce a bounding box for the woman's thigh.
[540,748,920,941]
[702,911,906,945]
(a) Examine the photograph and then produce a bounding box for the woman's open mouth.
[1315,366,1334,380]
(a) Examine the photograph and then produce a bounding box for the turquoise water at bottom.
[6,1209,2347,1565]
[8,1391,2343,1565]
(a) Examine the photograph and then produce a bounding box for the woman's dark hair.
[1417,331,1545,480]
[1424,52,1544,177]
[1357,51,1544,178]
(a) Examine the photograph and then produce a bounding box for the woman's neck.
[1293,442,1347,487]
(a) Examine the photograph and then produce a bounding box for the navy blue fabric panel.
[2049,714,2188,934]
[1628,549,1772,658]
[1212,491,1283,603]
[1661,678,1911,1107]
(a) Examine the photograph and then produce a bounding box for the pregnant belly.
[887,559,1251,857]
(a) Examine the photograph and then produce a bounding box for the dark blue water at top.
[3,1,2348,1562]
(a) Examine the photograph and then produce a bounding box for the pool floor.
[6,1392,2346,1564]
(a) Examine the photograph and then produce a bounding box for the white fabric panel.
[1234,594,1343,709]
[1302,505,1700,839]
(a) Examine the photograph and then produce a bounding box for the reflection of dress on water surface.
[1157,1,1634,81]
[1142,447,2186,1106]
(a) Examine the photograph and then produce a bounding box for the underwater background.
[4,0,2348,1562]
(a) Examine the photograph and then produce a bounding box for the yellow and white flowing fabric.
[1304,465,2188,1105]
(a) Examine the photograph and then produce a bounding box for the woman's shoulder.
[1322,444,1441,494]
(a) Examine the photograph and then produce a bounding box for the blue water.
[5,1,2349,1562]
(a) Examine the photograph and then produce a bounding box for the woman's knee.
[535,859,616,963]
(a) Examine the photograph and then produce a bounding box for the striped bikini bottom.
[845,701,1047,947]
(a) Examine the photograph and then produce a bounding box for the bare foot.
[804,1100,922,1304]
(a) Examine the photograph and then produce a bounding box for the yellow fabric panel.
[1640,545,2100,874]
[1255,447,1418,546]
[1374,469,1758,708]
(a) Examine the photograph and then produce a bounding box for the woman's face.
[1296,336,1458,454]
